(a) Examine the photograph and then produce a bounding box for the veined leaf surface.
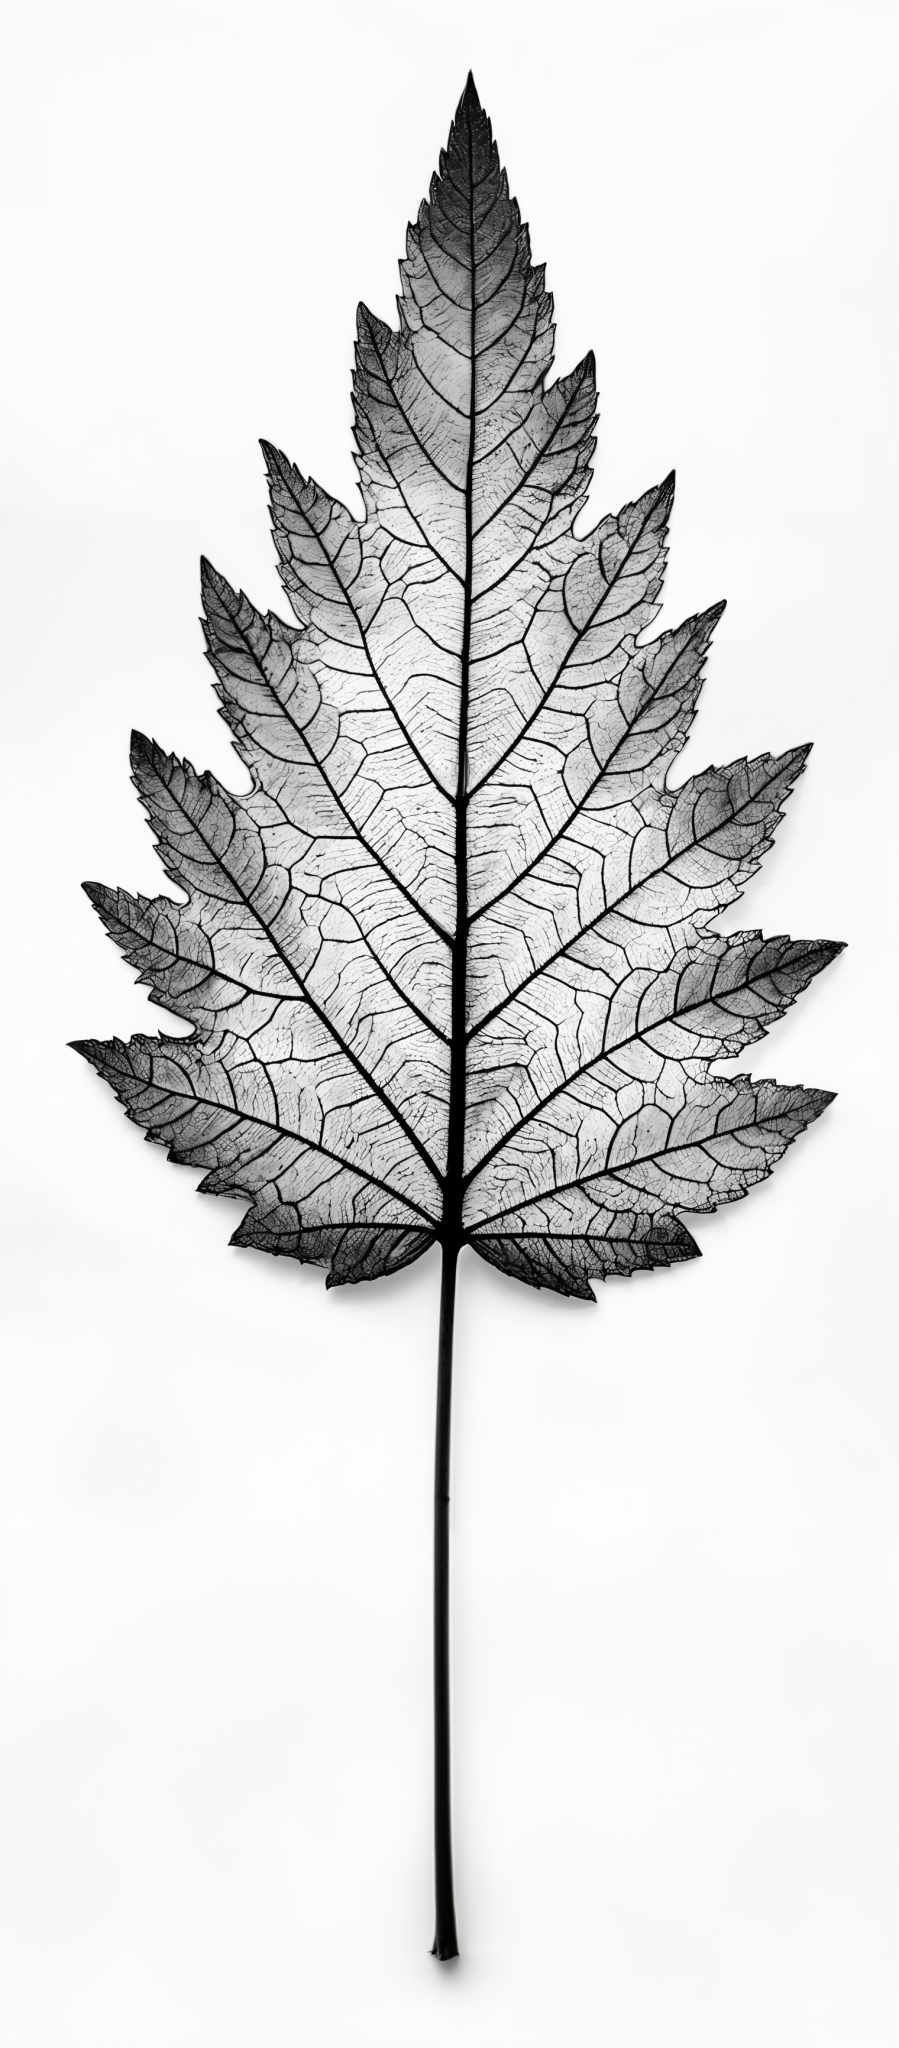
[76,79,837,1296]
[74,73,840,1960]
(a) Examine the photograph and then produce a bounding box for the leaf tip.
[767,740,812,791]
[789,1084,838,1129]
[200,556,233,617]
[69,1036,98,1065]
[260,439,296,492]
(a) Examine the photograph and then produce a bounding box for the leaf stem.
[431,1239,460,1960]
[429,83,478,1964]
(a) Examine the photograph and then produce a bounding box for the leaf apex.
[260,438,290,484]
[793,1086,839,1128]
[766,740,812,785]
[779,1081,838,1123]
[199,554,224,597]
[357,300,392,348]
[69,1036,99,1064]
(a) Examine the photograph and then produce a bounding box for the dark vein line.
[469,620,706,923]
[129,1057,440,1227]
[269,463,454,801]
[467,1098,787,1233]
[463,948,804,1189]
[403,345,470,420]
[467,482,670,796]
[361,418,465,578]
[154,766,446,1186]
[363,315,466,494]
[468,750,792,1031]
[216,593,453,946]
[414,235,474,312]
[466,1228,684,1241]
[471,369,588,541]
[443,101,478,1228]
[107,886,451,1049]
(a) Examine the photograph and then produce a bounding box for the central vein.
[443,107,477,1241]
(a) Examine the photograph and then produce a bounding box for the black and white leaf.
[73,76,841,1959]
[75,78,837,1298]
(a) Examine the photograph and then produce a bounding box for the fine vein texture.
[74,76,840,1959]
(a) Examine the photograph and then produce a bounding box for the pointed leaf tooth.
[605,597,726,784]
[470,1212,701,1296]
[259,435,287,478]
[200,555,258,656]
[129,727,167,791]
[82,877,111,913]
[127,734,252,908]
[652,932,846,1059]
[199,551,233,614]
[81,881,242,1026]
[261,439,362,631]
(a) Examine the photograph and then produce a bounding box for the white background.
[2,1,896,2042]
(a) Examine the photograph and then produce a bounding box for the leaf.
[73,72,842,1960]
[75,75,838,1297]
